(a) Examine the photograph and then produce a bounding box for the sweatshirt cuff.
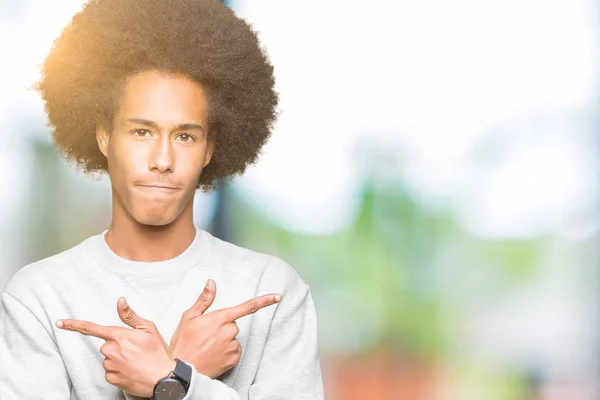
[182,362,212,400]
[182,361,239,400]
[123,392,148,400]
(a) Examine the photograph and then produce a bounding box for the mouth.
[136,184,181,192]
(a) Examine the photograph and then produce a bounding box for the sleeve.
[182,364,242,400]
[248,283,324,400]
[160,284,323,400]
[125,282,324,400]
[0,291,72,399]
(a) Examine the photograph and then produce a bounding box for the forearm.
[246,282,325,399]
[123,362,241,400]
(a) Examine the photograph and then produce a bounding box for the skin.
[97,70,214,261]
[56,286,280,397]
[54,70,282,397]
[168,279,284,380]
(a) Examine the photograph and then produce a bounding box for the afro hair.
[35,0,278,191]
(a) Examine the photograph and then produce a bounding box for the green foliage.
[228,181,545,361]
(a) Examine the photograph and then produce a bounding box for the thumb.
[190,279,216,315]
[117,297,148,329]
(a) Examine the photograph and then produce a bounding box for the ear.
[96,124,110,158]
[204,137,216,167]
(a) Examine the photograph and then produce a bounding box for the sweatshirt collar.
[89,228,211,276]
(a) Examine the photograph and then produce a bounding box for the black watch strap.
[173,358,192,389]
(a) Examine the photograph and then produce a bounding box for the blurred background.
[1,0,600,398]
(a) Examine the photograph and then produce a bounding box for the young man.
[0,0,324,399]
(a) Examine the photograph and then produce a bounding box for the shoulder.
[3,234,95,304]
[205,232,308,296]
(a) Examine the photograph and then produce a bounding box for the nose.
[149,135,174,173]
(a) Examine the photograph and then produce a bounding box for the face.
[96,70,215,226]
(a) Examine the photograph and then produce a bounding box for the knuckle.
[199,294,211,303]
[218,310,231,322]
[261,296,275,308]
[109,330,121,342]
[223,323,238,338]
[247,300,257,314]
[227,356,237,368]
[102,342,116,355]
[104,372,114,384]
[230,339,241,353]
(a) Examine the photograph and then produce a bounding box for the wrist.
[149,358,177,396]
[162,359,177,379]
[150,359,192,400]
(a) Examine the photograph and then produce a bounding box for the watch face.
[154,378,186,400]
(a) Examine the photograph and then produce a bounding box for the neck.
[105,193,197,262]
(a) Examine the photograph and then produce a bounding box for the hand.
[56,297,175,398]
[170,279,282,379]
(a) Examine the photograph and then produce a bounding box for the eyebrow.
[126,118,206,134]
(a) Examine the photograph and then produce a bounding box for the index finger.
[220,294,282,321]
[56,319,116,341]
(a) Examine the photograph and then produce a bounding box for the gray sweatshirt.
[0,229,324,399]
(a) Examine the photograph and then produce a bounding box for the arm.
[138,280,324,400]
[156,282,325,400]
[123,366,242,400]
[248,283,324,400]
[0,292,72,398]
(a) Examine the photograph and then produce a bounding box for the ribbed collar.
[89,228,211,276]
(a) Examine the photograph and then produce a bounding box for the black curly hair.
[35,0,278,192]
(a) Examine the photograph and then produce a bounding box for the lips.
[135,183,182,192]
[138,185,178,189]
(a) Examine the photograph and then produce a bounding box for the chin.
[136,217,174,227]
[131,207,179,227]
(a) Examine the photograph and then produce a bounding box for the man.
[0,0,324,399]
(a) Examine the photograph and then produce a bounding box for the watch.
[151,358,192,400]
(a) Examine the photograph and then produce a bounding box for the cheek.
[178,149,207,182]
[109,138,147,178]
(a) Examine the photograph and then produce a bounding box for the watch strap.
[173,358,192,389]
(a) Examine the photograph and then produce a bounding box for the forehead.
[115,70,208,123]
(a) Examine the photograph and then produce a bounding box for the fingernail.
[120,297,128,309]
[275,294,282,302]
[206,280,214,290]
[56,320,63,328]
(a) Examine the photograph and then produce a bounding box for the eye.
[132,129,152,137]
[177,133,196,143]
